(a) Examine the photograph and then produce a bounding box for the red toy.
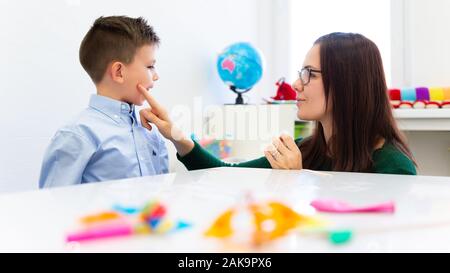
[271,78,297,101]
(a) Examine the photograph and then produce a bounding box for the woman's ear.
[110,61,125,84]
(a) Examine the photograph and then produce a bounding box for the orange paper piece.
[204,209,235,238]
[206,200,324,246]
[80,211,122,224]
[251,201,307,244]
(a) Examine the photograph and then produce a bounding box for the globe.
[217,42,264,104]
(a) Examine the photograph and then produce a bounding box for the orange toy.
[205,199,323,246]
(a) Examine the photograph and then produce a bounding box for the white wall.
[0,0,281,193]
[289,0,391,85]
[391,0,450,87]
[390,0,450,176]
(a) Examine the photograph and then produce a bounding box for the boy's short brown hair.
[79,16,160,83]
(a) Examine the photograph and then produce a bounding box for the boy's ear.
[110,61,125,84]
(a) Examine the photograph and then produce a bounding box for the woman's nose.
[292,78,303,93]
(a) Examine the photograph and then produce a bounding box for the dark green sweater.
[177,139,417,175]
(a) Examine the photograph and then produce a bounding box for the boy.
[39,16,168,188]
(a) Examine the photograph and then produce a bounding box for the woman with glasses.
[138,32,417,175]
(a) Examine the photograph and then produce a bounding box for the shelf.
[393,109,450,131]
[393,109,450,119]
[295,109,450,131]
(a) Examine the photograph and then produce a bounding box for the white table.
[1,168,450,252]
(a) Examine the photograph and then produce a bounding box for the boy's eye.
[147,66,155,70]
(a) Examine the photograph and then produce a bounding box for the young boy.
[39,16,168,188]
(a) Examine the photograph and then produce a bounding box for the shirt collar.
[88,94,136,124]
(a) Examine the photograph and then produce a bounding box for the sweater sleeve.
[176,140,271,171]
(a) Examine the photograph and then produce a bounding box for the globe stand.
[230,86,251,105]
[235,93,244,105]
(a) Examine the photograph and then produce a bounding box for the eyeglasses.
[298,67,322,85]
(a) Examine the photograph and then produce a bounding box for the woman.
[138,32,417,175]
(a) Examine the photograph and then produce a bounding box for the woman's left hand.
[264,134,303,170]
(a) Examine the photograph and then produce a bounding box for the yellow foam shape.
[134,223,152,234]
[155,218,174,234]
[429,87,444,101]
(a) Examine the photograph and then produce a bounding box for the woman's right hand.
[137,84,194,156]
[264,134,303,170]
[137,84,174,139]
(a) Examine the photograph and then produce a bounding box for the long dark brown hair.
[299,32,415,172]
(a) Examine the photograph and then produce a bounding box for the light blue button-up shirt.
[39,94,169,188]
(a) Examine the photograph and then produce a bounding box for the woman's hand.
[264,134,303,170]
[137,84,194,156]
[137,84,173,139]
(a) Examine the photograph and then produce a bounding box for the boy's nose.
[153,71,159,81]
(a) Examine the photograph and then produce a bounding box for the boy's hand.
[264,133,303,170]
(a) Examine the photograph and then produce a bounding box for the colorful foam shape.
[155,218,174,234]
[175,221,192,231]
[150,204,167,219]
[328,230,353,245]
[67,200,192,243]
[444,87,450,101]
[149,218,161,229]
[401,87,416,101]
[134,223,152,234]
[416,87,430,101]
[388,88,401,101]
[429,87,445,101]
[113,204,140,215]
